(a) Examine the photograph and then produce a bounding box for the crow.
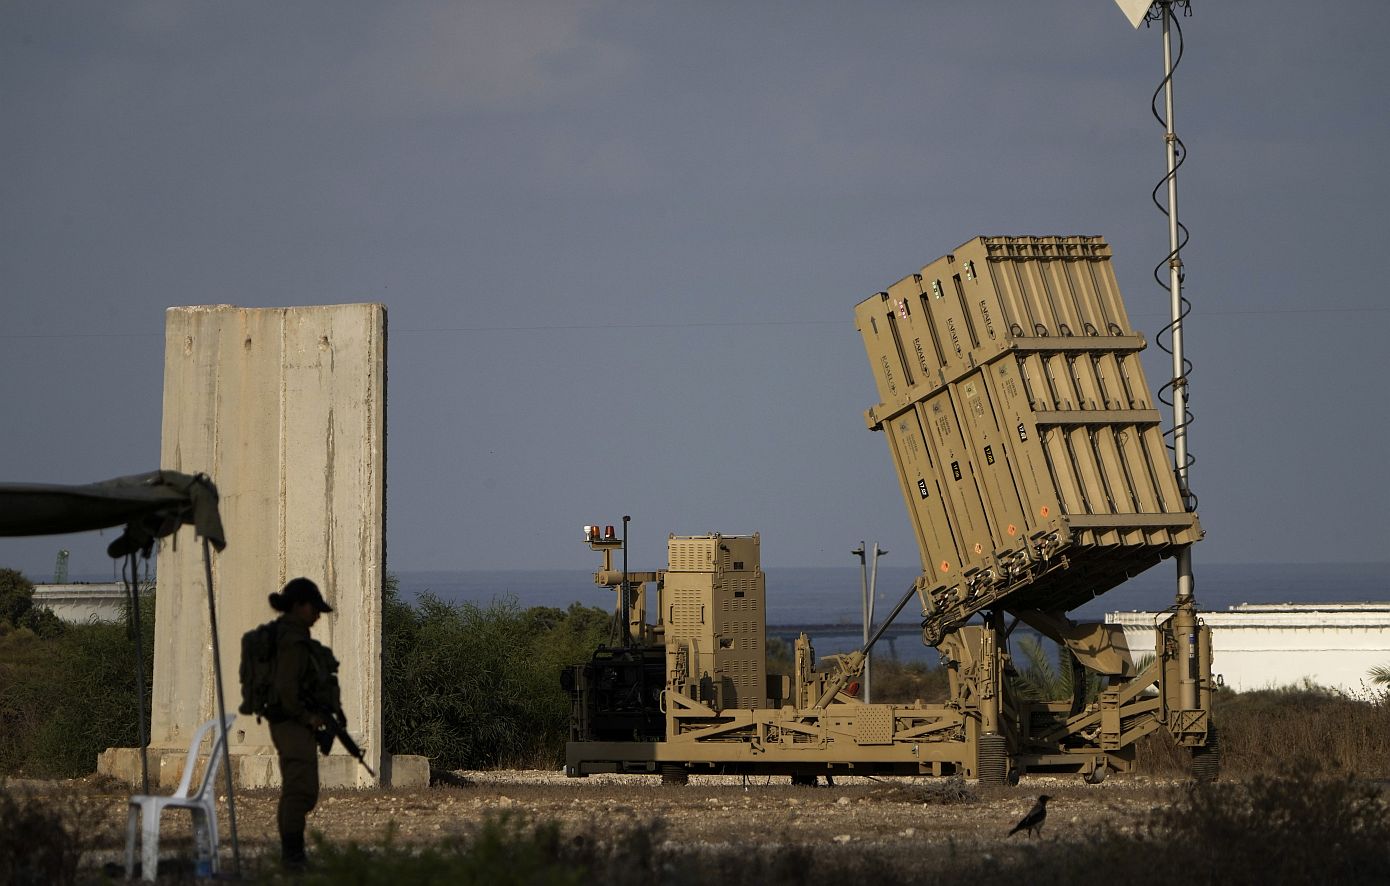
[1008,794,1051,838]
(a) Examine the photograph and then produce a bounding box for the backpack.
[238,620,281,720]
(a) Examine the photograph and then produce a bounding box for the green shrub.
[16,606,65,639]
[0,570,607,778]
[871,659,949,703]
[0,596,153,777]
[381,583,609,770]
[0,568,36,627]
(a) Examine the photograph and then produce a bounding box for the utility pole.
[852,542,888,702]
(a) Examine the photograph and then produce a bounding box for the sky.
[2,1,1388,580]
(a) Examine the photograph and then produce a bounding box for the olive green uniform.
[269,617,322,840]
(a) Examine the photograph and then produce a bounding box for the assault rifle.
[313,707,377,778]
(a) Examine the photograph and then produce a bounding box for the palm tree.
[1011,634,1100,706]
[1367,664,1390,686]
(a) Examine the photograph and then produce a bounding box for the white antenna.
[1115,0,1154,29]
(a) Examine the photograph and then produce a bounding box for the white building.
[1106,602,1390,694]
[32,583,148,624]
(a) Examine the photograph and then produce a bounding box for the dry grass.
[9,757,1390,884]
[1213,685,1390,778]
[1131,685,1390,779]
[0,782,97,886]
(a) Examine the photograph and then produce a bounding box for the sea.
[396,561,1390,663]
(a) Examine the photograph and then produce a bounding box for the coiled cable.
[1145,1,1198,512]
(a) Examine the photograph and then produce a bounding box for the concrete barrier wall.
[151,304,386,786]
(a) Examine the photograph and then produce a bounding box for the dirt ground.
[18,769,1178,874]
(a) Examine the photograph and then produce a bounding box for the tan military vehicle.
[563,236,1217,785]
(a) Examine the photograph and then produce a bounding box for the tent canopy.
[0,470,225,557]
[0,468,238,868]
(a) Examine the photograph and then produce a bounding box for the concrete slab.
[98,304,388,789]
[96,747,430,790]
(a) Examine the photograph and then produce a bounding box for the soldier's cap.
[282,577,333,613]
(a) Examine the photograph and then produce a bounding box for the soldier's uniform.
[255,576,337,869]
[269,616,321,857]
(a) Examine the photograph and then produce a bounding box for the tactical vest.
[238,621,342,720]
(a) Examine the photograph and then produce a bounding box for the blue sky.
[3,2,1388,579]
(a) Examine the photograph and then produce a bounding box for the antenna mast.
[1117,0,1199,709]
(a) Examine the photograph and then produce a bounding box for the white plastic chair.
[124,714,236,881]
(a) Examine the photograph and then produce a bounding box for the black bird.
[1008,794,1051,838]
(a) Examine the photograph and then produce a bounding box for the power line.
[0,304,1385,341]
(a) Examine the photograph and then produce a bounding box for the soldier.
[266,577,335,869]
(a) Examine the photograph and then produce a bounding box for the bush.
[381,583,609,770]
[871,658,949,703]
[16,606,65,639]
[1209,684,1390,778]
[0,570,606,778]
[0,568,36,627]
[0,596,154,777]
[1126,682,1390,780]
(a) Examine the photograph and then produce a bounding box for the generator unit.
[663,534,768,711]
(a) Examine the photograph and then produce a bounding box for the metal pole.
[861,581,918,654]
[1162,4,1187,509]
[852,543,867,699]
[123,553,150,796]
[621,515,631,647]
[1159,1,1199,710]
[202,538,242,877]
[867,543,886,703]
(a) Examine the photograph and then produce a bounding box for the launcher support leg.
[1172,566,1200,712]
[979,615,1003,735]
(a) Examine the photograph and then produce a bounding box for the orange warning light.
[1040,507,1050,518]
[939,560,950,573]
[1007,524,1017,536]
